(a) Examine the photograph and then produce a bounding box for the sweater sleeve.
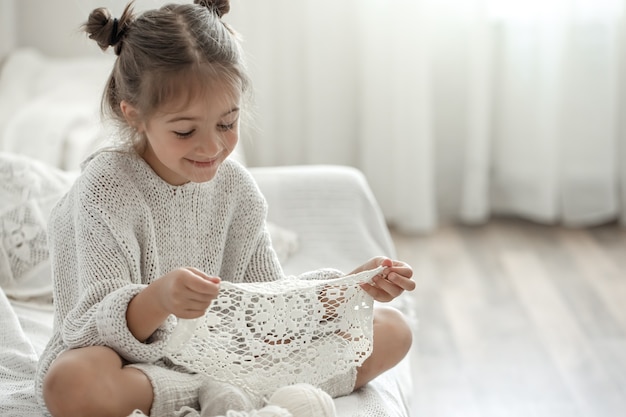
[49,183,173,363]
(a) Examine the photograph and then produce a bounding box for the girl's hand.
[354,257,415,303]
[156,267,221,319]
[127,267,220,342]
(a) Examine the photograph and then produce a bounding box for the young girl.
[35,1,415,416]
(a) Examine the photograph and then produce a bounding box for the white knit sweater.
[34,148,292,402]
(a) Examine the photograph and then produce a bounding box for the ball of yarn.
[267,384,336,417]
[254,405,293,417]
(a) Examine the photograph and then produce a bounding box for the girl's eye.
[174,129,195,138]
[217,121,237,132]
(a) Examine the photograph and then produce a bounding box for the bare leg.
[43,346,153,417]
[354,306,413,390]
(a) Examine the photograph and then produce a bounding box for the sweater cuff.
[96,284,175,363]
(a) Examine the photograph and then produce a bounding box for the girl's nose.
[195,133,221,156]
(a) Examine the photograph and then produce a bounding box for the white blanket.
[0,291,46,417]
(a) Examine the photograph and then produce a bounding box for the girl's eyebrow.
[166,116,200,123]
[223,107,240,116]
[165,107,240,123]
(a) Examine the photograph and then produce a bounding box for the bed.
[0,48,415,417]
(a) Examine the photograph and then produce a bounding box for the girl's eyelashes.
[218,113,240,132]
[174,129,195,138]
[217,122,236,132]
[172,117,238,137]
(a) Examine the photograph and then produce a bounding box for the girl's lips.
[186,157,219,167]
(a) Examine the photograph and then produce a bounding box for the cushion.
[0,49,114,170]
[0,152,77,300]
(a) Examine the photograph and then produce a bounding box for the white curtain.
[226,0,626,233]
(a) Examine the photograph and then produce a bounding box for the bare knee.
[43,346,123,417]
[355,306,413,389]
[376,306,413,357]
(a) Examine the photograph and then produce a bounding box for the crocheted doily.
[165,267,382,399]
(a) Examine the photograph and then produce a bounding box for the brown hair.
[83,0,249,149]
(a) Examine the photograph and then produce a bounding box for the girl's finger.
[378,275,405,297]
[386,272,416,291]
[385,264,413,279]
[186,293,218,305]
[380,258,393,268]
[185,275,221,295]
[186,267,221,282]
[359,283,393,302]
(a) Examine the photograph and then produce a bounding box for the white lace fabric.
[166,267,382,399]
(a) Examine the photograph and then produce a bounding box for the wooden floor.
[390,218,626,417]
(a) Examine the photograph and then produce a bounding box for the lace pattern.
[166,267,382,399]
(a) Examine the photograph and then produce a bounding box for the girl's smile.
[186,157,219,169]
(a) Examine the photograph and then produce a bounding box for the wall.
[14,0,117,57]
[12,0,188,58]
[0,0,16,59]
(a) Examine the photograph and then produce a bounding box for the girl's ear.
[120,100,144,132]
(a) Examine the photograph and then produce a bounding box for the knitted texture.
[34,148,372,413]
[166,268,381,400]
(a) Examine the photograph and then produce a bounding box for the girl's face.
[126,83,241,186]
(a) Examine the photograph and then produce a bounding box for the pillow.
[0,49,113,136]
[0,152,77,300]
[0,49,115,170]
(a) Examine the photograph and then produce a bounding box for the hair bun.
[84,4,134,55]
[195,0,230,17]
